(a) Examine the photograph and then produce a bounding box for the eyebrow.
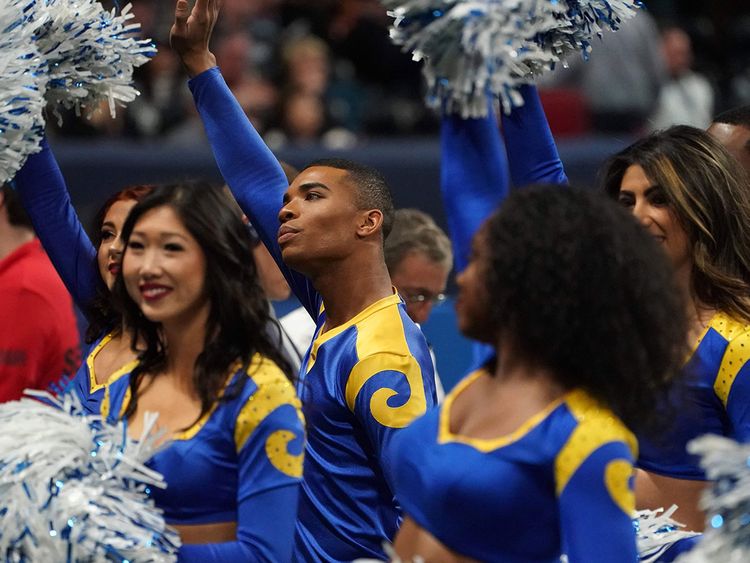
[619,184,662,195]
[130,230,190,241]
[283,181,332,204]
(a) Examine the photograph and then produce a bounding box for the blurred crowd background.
[50,0,750,146]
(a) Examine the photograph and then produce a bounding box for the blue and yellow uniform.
[639,312,750,478]
[101,354,305,562]
[14,140,131,413]
[188,66,438,562]
[391,370,639,563]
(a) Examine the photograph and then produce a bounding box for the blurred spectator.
[649,26,715,130]
[540,11,667,133]
[0,185,80,402]
[708,105,750,174]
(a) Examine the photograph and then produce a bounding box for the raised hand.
[169,0,220,77]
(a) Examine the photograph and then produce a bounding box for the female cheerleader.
[13,140,152,412]
[102,181,305,560]
[390,186,686,562]
[603,126,750,531]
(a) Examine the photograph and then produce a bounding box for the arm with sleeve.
[178,402,304,562]
[557,442,638,562]
[13,138,103,312]
[500,85,569,188]
[188,67,319,317]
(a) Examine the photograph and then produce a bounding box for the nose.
[278,194,299,224]
[632,200,652,227]
[136,247,163,279]
[108,233,124,260]
[408,302,432,325]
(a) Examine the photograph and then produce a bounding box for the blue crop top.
[638,312,750,479]
[101,354,305,561]
[391,370,639,563]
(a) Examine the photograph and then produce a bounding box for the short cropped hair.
[385,208,453,273]
[713,105,750,128]
[302,158,395,239]
[1,184,33,229]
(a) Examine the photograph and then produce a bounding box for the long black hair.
[480,186,686,434]
[112,182,293,424]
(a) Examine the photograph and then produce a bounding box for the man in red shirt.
[0,184,80,401]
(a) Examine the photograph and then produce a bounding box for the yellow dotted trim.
[714,330,750,406]
[554,390,637,499]
[86,332,115,393]
[234,356,304,478]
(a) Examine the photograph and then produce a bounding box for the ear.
[356,209,384,239]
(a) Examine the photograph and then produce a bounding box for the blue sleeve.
[558,442,638,563]
[178,404,304,562]
[500,85,568,188]
[726,362,750,442]
[187,67,319,318]
[12,137,103,313]
[440,101,509,274]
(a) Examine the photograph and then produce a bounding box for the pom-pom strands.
[33,0,156,118]
[0,391,180,562]
[675,435,750,562]
[634,506,700,563]
[383,0,641,117]
[0,1,46,184]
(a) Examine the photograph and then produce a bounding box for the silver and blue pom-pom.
[671,435,750,562]
[29,0,156,119]
[0,391,180,562]
[633,505,700,563]
[383,0,641,116]
[0,0,46,184]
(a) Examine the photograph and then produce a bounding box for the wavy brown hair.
[602,125,750,322]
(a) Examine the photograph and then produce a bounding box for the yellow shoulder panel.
[344,307,427,428]
[712,316,750,407]
[234,354,304,478]
[554,390,637,514]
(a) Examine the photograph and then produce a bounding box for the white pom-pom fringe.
[673,435,750,562]
[633,505,700,563]
[0,0,46,184]
[383,0,641,116]
[30,0,156,119]
[0,391,179,562]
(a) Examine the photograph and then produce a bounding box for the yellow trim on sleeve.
[604,459,635,515]
[554,390,637,501]
[233,355,304,478]
[709,313,750,407]
[344,296,427,428]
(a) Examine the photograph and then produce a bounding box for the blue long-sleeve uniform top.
[390,370,639,562]
[101,354,305,562]
[13,140,125,413]
[189,67,437,562]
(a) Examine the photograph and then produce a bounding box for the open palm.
[169,0,220,76]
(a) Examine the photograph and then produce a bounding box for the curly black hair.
[112,182,294,426]
[481,185,686,433]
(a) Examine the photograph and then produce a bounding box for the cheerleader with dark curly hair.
[389,187,687,563]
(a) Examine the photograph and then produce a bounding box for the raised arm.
[440,100,509,274]
[12,137,103,313]
[501,85,568,188]
[171,0,318,315]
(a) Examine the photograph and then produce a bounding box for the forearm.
[501,85,568,187]
[440,101,509,273]
[13,137,101,311]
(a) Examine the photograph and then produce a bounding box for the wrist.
[181,52,217,78]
